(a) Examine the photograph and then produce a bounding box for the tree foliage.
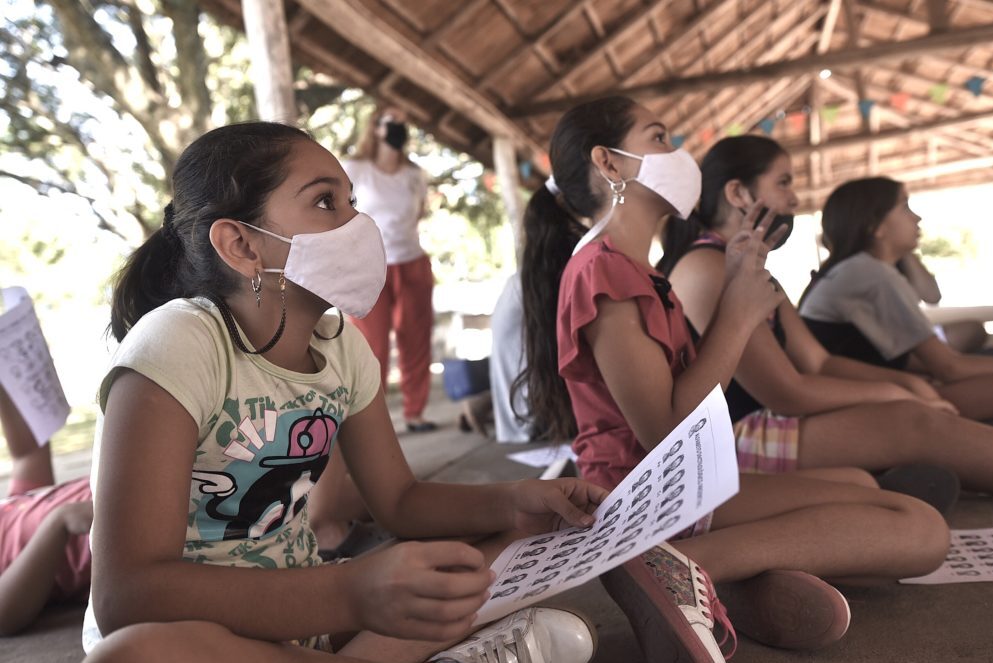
[1,0,511,281]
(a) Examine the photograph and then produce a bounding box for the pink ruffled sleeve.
[557,244,681,382]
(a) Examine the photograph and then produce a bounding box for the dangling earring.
[212,273,287,355]
[251,271,263,308]
[609,178,627,206]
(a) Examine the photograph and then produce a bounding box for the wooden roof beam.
[476,1,601,100]
[666,4,825,138]
[790,107,993,156]
[510,22,993,116]
[296,0,543,153]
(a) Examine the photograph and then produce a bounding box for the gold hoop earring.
[251,271,263,308]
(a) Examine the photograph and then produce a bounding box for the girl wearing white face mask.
[85,122,610,663]
[517,97,947,662]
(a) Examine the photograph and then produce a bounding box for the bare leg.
[0,384,54,491]
[84,620,366,662]
[796,400,993,491]
[85,529,529,663]
[941,320,988,355]
[936,375,993,421]
[674,473,948,584]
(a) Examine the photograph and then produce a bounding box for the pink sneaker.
[601,542,733,662]
[717,570,850,650]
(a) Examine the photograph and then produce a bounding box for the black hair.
[800,176,903,304]
[513,96,638,441]
[658,135,786,274]
[109,122,310,341]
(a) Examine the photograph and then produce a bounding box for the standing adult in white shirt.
[343,108,436,432]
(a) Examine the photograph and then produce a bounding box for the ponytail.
[109,214,183,341]
[513,185,586,440]
[514,96,638,441]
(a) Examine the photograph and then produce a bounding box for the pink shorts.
[733,409,801,474]
[0,476,92,600]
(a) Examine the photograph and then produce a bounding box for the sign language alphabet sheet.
[901,529,993,585]
[476,385,740,625]
[0,287,70,445]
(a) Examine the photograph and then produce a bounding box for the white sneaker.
[429,607,596,663]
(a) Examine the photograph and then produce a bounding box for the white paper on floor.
[506,444,577,469]
[0,287,70,446]
[901,528,993,584]
[475,384,740,625]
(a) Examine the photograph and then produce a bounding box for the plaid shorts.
[732,409,801,474]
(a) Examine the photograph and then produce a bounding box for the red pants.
[352,255,434,420]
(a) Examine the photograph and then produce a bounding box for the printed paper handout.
[0,287,70,446]
[901,529,993,585]
[475,385,740,624]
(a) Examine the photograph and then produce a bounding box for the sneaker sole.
[601,559,723,663]
[718,570,850,650]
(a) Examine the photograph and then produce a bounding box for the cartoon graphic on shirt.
[192,407,339,541]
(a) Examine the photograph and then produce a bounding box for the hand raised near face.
[721,202,787,330]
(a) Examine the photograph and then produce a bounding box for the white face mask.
[573,147,702,256]
[240,212,387,318]
[609,147,702,219]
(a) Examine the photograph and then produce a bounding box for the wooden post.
[242,0,297,123]
[492,136,525,264]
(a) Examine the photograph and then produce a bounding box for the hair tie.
[545,175,560,196]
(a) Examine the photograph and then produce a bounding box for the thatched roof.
[201,0,993,212]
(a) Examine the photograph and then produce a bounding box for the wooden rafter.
[510,22,993,115]
[669,3,825,140]
[790,107,993,155]
[295,0,542,152]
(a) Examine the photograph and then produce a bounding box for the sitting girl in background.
[518,96,947,662]
[0,385,91,636]
[661,136,993,497]
[801,177,993,421]
[82,121,607,663]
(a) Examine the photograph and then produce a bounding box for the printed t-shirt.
[342,159,428,265]
[800,252,936,361]
[0,476,92,600]
[558,238,696,491]
[82,297,380,651]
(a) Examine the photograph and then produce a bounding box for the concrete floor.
[3,384,993,662]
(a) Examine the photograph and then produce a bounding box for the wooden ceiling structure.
[202,0,993,212]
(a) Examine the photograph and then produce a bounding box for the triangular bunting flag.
[928,83,949,105]
[698,127,716,144]
[858,99,875,120]
[671,135,686,148]
[820,105,840,125]
[726,123,744,137]
[518,161,533,179]
[786,111,807,133]
[889,92,911,112]
[966,76,985,97]
[758,118,776,135]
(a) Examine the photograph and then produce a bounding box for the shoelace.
[467,627,532,663]
[693,565,737,659]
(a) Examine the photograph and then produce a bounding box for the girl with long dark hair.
[518,97,946,662]
[663,135,993,495]
[81,121,608,663]
[801,177,993,421]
